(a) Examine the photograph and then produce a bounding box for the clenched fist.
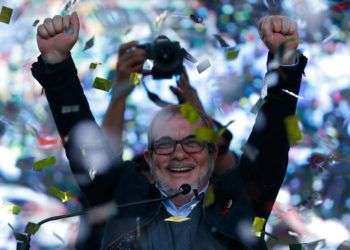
[258,15,299,63]
[37,12,80,64]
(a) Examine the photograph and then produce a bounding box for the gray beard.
[150,158,215,197]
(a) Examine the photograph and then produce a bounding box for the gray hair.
[147,105,214,147]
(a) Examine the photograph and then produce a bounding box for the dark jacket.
[31,53,307,250]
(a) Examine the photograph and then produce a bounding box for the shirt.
[160,183,209,217]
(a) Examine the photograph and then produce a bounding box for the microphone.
[172,183,191,196]
[13,184,192,250]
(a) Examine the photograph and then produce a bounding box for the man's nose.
[172,143,187,159]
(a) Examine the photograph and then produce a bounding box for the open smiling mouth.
[166,166,195,173]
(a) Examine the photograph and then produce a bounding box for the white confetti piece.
[61,105,80,114]
[282,89,304,99]
[196,59,211,74]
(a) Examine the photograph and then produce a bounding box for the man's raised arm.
[31,13,117,207]
[239,15,307,219]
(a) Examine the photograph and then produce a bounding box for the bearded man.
[32,12,307,250]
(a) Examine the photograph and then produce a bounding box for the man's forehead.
[151,113,199,139]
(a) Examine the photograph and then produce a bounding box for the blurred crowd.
[0,0,349,249]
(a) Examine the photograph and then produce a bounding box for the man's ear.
[144,149,152,165]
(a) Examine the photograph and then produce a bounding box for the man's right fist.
[37,12,80,64]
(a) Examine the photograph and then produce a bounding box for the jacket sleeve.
[31,54,119,207]
[238,52,308,219]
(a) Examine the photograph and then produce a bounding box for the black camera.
[138,35,186,79]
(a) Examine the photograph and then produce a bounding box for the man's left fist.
[258,15,299,54]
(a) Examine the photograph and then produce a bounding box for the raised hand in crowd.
[36,12,80,64]
[258,15,299,64]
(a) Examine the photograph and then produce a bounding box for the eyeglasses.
[150,136,207,155]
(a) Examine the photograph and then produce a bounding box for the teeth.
[168,167,193,172]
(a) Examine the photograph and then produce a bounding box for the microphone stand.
[13,184,191,250]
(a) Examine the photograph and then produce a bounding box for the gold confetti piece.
[226,48,239,61]
[11,204,22,215]
[203,185,215,207]
[164,216,191,223]
[130,72,142,85]
[195,127,219,142]
[196,59,211,74]
[25,222,40,235]
[284,36,299,45]
[0,6,13,24]
[32,19,39,27]
[49,186,72,203]
[1,203,22,215]
[252,217,266,237]
[33,156,56,171]
[61,105,80,114]
[180,102,200,124]
[93,77,112,92]
[217,120,235,137]
[89,62,101,69]
[284,115,303,145]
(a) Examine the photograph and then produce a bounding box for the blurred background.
[0,0,349,249]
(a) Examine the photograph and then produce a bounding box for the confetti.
[53,232,65,244]
[1,203,22,215]
[252,217,266,237]
[130,72,142,85]
[190,13,203,24]
[196,59,211,74]
[61,105,80,114]
[0,6,13,24]
[217,120,235,136]
[33,156,56,171]
[48,186,72,203]
[83,36,95,51]
[25,222,40,235]
[195,127,219,142]
[282,89,304,99]
[89,62,101,69]
[32,19,39,27]
[155,10,168,28]
[203,185,215,207]
[284,115,303,145]
[214,34,229,48]
[164,216,191,223]
[288,231,299,237]
[226,48,239,61]
[93,77,112,92]
[180,102,200,124]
